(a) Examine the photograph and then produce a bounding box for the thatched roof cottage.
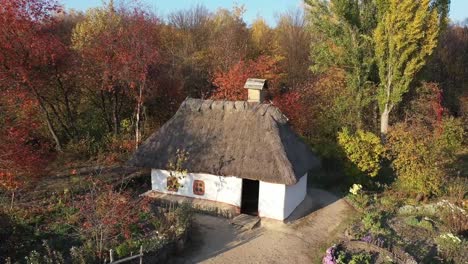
[130,79,319,220]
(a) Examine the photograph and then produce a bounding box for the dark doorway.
[241,179,259,215]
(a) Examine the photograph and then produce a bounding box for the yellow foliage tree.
[250,17,275,56]
[374,0,440,135]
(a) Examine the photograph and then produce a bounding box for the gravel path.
[172,188,356,264]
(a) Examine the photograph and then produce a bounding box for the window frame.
[193,180,205,196]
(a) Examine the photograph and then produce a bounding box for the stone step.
[231,214,261,230]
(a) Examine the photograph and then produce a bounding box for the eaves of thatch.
[129,98,319,185]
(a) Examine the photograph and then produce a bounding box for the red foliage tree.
[0,90,52,207]
[119,9,160,147]
[210,56,280,100]
[272,91,305,133]
[75,180,150,259]
[0,0,66,151]
[73,4,160,146]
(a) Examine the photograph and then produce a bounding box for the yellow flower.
[349,184,363,195]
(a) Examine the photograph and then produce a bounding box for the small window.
[167,176,178,192]
[193,180,205,195]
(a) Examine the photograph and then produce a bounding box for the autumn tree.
[118,9,160,147]
[0,90,51,207]
[72,2,128,135]
[424,24,468,116]
[209,5,252,72]
[72,2,160,147]
[0,0,68,151]
[251,17,275,56]
[374,0,446,135]
[164,5,214,98]
[387,83,464,197]
[210,56,280,101]
[275,9,312,89]
[298,69,349,156]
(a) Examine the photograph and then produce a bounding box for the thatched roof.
[129,98,319,185]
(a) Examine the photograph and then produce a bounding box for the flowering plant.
[435,232,465,261]
[439,233,462,244]
[322,244,337,264]
[348,184,369,209]
[349,184,363,195]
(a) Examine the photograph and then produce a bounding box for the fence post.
[139,246,143,264]
[109,249,114,263]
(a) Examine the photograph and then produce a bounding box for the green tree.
[306,0,378,130]
[374,0,444,135]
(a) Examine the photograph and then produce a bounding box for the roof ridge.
[183,98,287,122]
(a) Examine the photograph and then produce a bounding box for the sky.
[62,0,468,26]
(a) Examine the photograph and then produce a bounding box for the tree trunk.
[99,90,113,133]
[135,101,141,149]
[32,87,63,152]
[112,92,120,135]
[10,191,15,210]
[45,114,63,152]
[135,82,145,149]
[380,105,391,136]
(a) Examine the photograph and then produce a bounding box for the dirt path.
[172,188,356,264]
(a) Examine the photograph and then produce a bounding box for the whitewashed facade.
[151,169,307,220]
[258,174,307,220]
[151,169,243,206]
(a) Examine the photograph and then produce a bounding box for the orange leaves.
[0,172,21,191]
[210,55,280,101]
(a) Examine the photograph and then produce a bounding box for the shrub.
[440,207,468,236]
[404,216,434,231]
[362,211,389,236]
[73,180,151,260]
[24,241,65,264]
[418,219,434,231]
[387,83,464,198]
[347,184,369,210]
[348,252,372,264]
[324,246,372,264]
[387,118,464,197]
[435,233,466,262]
[404,216,420,227]
[443,177,468,203]
[338,128,385,178]
[378,194,402,212]
[64,136,100,161]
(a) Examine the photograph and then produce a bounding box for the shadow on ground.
[169,186,354,264]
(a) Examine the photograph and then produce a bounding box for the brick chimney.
[244,78,267,103]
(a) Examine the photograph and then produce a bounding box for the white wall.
[151,169,243,206]
[258,181,286,220]
[258,174,307,220]
[152,169,307,221]
[284,173,307,218]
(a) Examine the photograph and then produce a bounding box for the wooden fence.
[108,246,143,264]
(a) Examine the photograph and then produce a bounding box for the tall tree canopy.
[306,0,378,130]
[374,0,443,135]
